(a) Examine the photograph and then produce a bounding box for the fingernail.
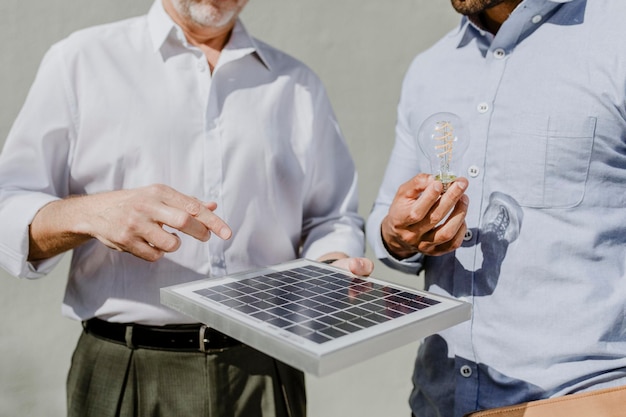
[219,227,232,239]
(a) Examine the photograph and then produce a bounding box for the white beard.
[170,0,246,28]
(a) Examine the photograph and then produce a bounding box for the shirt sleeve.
[365,65,424,275]
[0,43,74,278]
[299,79,365,260]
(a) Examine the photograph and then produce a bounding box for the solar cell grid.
[189,265,443,345]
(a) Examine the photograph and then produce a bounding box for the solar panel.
[160,259,471,376]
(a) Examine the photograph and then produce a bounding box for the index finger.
[193,203,232,240]
[157,188,232,240]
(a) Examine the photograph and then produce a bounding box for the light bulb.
[416,112,469,192]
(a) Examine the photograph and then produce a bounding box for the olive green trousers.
[67,331,306,417]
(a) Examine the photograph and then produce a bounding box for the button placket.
[204,86,225,276]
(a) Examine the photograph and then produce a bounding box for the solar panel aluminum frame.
[160,259,471,377]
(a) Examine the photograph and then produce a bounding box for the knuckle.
[404,206,426,225]
[184,200,202,216]
[143,184,160,196]
[149,183,167,193]
[161,236,181,252]
[428,212,443,226]
[417,243,435,255]
[143,183,169,200]
[395,227,415,244]
[145,251,164,262]
[170,212,193,229]
[126,201,150,219]
[437,228,456,243]
[117,229,136,246]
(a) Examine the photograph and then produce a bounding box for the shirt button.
[468,165,480,177]
[197,61,206,72]
[531,15,542,24]
[493,48,506,59]
[477,102,489,113]
[460,365,473,378]
[463,229,473,242]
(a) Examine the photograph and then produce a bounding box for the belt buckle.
[199,324,210,352]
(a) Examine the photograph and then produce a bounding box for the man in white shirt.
[0,0,372,415]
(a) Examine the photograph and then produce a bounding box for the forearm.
[28,196,93,261]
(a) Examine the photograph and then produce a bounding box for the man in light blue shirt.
[367,0,626,415]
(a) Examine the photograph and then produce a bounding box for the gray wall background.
[0,1,459,416]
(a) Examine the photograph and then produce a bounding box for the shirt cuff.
[0,192,63,278]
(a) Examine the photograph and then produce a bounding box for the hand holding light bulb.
[380,112,470,259]
[417,112,469,192]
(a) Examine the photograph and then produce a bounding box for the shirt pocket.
[498,114,596,208]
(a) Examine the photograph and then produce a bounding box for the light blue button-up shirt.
[367,0,626,415]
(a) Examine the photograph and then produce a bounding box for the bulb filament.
[434,120,456,188]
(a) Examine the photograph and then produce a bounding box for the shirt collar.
[455,0,580,49]
[147,0,271,71]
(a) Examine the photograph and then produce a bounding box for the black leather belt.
[83,318,242,352]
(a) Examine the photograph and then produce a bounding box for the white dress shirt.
[0,0,364,325]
